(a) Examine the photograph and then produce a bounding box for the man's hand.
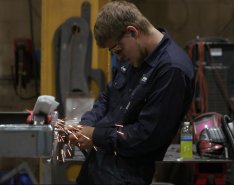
[66,125,95,150]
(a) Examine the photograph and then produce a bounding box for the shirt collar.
[144,28,171,67]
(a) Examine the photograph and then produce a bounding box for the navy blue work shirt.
[77,28,195,185]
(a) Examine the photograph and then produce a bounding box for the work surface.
[163,144,232,162]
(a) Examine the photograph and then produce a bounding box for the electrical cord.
[186,38,234,121]
[186,40,208,121]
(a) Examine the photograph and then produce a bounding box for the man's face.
[107,32,146,66]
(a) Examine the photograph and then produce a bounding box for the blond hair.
[94,1,151,47]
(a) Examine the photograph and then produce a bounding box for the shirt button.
[119,106,123,110]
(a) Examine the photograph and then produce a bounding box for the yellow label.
[180,141,193,159]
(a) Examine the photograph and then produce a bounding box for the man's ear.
[126,25,138,38]
[130,31,135,37]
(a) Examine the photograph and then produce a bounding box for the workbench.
[160,144,234,185]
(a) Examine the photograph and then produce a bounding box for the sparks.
[117,131,124,135]
[53,119,93,162]
[115,124,124,127]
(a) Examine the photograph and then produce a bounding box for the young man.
[67,1,194,184]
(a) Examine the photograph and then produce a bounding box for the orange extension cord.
[186,41,208,121]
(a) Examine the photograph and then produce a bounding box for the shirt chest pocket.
[125,82,150,114]
[112,66,129,92]
[130,77,150,102]
[122,83,150,123]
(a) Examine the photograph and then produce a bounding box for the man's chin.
[132,60,143,68]
[127,59,136,65]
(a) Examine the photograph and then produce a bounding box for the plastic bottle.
[180,121,193,159]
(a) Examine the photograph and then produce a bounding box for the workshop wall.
[0,0,234,110]
[0,0,41,111]
[134,0,234,47]
[0,0,41,181]
[0,0,234,184]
